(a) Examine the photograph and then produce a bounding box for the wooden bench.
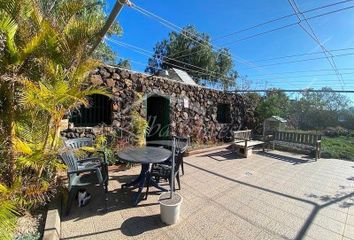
[233,130,264,158]
[265,131,321,160]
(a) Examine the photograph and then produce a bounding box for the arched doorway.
[146,95,170,140]
[70,94,112,127]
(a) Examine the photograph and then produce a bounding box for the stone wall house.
[61,66,256,143]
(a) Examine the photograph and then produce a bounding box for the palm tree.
[0,0,115,238]
[0,0,53,186]
[0,0,113,186]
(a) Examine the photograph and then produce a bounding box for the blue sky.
[105,0,354,101]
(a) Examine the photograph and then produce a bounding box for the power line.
[105,37,234,82]
[231,89,354,93]
[288,0,345,89]
[172,3,354,61]
[240,52,354,69]
[171,0,354,59]
[249,72,354,80]
[220,4,354,47]
[130,1,273,72]
[127,1,354,89]
[112,54,354,87]
[248,47,354,63]
[102,42,354,91]
[129,1,303,89]
[248,68,354,77]
[108,38,307,89]
[213,0,354,42]
[108,39,215,77]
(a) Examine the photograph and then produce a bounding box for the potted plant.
[158,138,183,225]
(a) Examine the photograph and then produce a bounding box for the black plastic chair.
[59,150,108,215]
[146,136,189,175]
[146,138,184,196]
[64,137,93,150]
[174,136,190,176]
[64,137,109,188]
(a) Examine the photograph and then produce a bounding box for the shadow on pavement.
[199,150,244,161]
[121,214,165,236]
[257,151,314,165]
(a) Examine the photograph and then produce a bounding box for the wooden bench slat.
[270,130,321,160]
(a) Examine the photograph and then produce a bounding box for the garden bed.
[321,136,354,160]
[14,206,47,240]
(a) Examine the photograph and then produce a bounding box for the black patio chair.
[59,150,108,215]
[64,137,109,187]
[147,136,189,176]
[64,137,93,150]
[174,136,190,176]
[146,138,184,197]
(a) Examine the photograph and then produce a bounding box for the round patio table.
[117,147,172,205]
[146,140,188,152]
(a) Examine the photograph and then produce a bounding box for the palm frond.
[0,10,18,61]
[0,200,17,240]
[71,58,100,84]
[13,137,33,155]
[28,0,43,27]
[16,149,54,172]
[19,21,51,63]
[56,0,85,29]
[0,183,18,240]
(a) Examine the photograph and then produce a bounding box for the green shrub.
[15,232,40,240]
[322,136,354,160]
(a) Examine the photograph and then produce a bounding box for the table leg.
[122,164,149,189]
[122,163,150,206]
[133,173,148,206]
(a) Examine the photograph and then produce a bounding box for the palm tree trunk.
[50,119,61,150]
[42,115,52,150]
[1,81,16,187]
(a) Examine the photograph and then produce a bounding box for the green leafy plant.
[0,184,19,240]
[131,111,149,147]
[322,136,354,160]
[0,0,119,238]
[131,93,149,147]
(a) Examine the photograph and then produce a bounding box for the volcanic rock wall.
[61,66,256,143]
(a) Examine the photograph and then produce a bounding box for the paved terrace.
[61,148,354,240]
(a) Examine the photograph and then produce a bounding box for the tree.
[0,1,112,238]
[39,0,123,64]
[289,88,352,130]
[117,58,132,69]
[145,25,237,90]
[255,89,290,123]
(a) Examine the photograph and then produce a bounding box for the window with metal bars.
[70,94,112,127]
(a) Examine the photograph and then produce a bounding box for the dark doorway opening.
[146,96,170,141]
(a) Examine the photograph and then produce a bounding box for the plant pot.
[159,192,183,225]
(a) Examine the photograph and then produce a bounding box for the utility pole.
[88,0,131,56]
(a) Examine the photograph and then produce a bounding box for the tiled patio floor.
[61,148,354,240]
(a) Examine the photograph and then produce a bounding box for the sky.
[105,0,354,101]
